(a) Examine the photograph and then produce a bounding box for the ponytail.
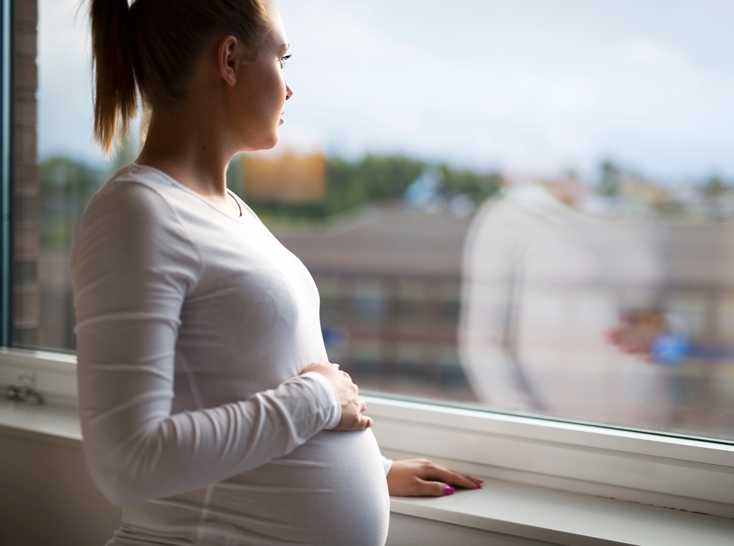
[86,0,270,157]
[89,0,138,157]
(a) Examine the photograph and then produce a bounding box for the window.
[0,0,10,348]
[1,0,733,516]
[234,2,733,445]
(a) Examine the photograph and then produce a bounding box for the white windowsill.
[1,398,733,546]
[2,347,734,518]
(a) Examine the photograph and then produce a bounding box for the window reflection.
[12,0,734,442]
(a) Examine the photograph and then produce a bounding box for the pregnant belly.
[197,427,390,546]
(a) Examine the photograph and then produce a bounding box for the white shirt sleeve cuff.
[381,455,393,476]
[299,371,342,430]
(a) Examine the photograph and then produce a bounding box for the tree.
[358,153,426,201]
[598,159,621,198]
[40,156,101,250]
[248,152,502,222]
[437,163,502,203]
[700,175,729,201]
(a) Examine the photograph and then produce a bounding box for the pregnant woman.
[70,1,483,545]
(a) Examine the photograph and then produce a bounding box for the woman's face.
[228,5,293,151]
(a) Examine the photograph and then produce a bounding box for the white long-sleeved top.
[70,162,392,546]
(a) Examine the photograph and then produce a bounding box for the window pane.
[270,0,734,443]
[12,0,142,351]
[12,0,734,443]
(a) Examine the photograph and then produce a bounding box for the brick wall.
[12,0,39,345]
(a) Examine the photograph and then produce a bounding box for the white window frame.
[2,346,733,519]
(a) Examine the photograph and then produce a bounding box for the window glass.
[13,0,734,442]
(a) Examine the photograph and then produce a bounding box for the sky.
[38,0,734,184]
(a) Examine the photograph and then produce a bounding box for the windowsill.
[4,347,734,519]
[1,399,733,546]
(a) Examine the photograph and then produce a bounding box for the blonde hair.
[86,0,270,156]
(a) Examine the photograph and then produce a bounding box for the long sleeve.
[70,181,341,507]
[381,454,393,476]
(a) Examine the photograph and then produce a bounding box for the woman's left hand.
[386,458,484,497]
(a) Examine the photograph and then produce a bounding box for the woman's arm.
[71,181,341,506]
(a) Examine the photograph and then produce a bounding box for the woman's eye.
[279,54,292,69]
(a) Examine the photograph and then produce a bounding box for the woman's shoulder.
[82,164,178,222]
[71,166,185,263]
[70,165,200,276]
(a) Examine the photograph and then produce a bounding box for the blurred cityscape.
[27,134,734,441]
[11,0,734,446]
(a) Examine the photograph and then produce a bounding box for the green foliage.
[323,156,369,215]
[41,218,70,251]
[438,163,502,202]
[40,156,100,199]
[318,153,426,216]
[355,153,426,201]
[700,175,729,200]
[39,156,103,251]
[248,152,503,224]
[597,159,621,197]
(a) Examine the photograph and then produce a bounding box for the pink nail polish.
[443,485,455,495]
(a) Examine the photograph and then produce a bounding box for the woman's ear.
[218,35,240,87]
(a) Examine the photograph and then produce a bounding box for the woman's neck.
[136,105,233,198]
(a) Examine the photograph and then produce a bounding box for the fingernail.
[443,485,455,495]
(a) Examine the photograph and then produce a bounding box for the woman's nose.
[286,84,294,101]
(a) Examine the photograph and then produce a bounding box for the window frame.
[1,0,13,349]
[0,0,732,521]
[1,347,733,519]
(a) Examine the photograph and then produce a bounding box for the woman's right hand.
[300,362,372,431]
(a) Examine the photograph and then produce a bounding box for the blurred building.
[271,203,474,398]
[618,173,675,213]
[270,182,734,432]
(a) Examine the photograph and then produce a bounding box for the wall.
[0,431,120,546]
[12,0,41,346]
[0,429,553,546]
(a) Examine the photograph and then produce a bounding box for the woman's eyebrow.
[279,43,290,55]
